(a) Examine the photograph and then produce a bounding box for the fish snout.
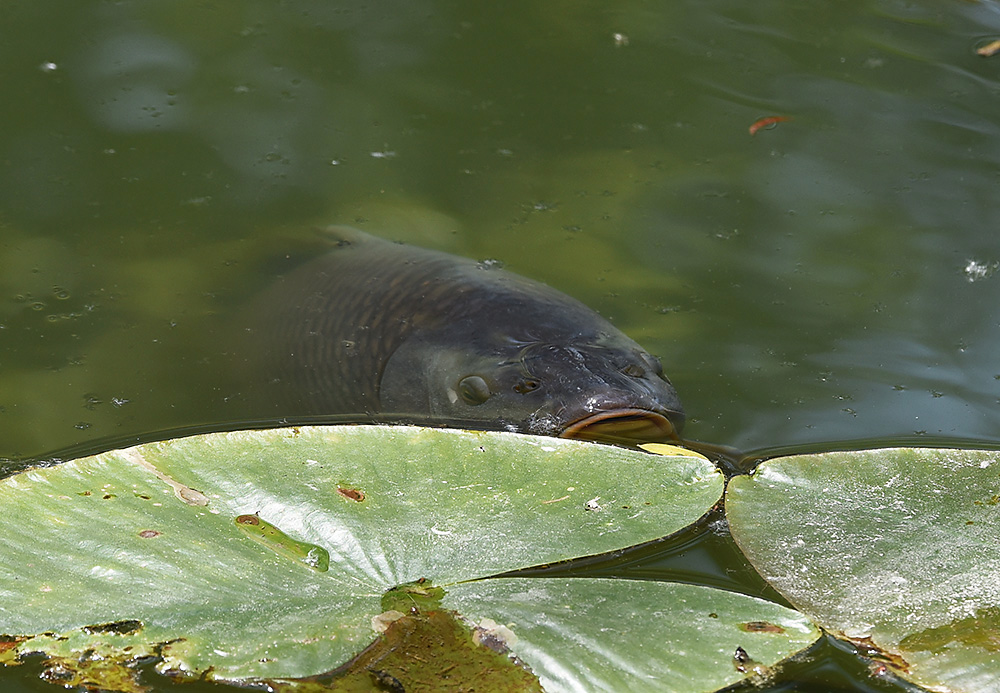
[533,347,685,444]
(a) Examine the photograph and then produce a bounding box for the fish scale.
[255,238,460,413]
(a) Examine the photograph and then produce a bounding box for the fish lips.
[559,407,683,444]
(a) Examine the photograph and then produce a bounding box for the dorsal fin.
[315,225,383,250]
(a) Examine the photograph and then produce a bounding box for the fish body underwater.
[234,227,684,443]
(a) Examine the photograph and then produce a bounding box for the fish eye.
[457,375,492,405]
[513,378,540,394]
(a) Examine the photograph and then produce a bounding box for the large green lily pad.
[726,447,1000,693]
[1,424,750,687]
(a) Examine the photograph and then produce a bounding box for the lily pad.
[726,447,1000,693]
[0,424,730,686]
[445,577,820,693]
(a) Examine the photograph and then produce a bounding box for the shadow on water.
[498,502,784,603]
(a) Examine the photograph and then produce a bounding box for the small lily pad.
[726,447,1000,693]
[445,577,820,693]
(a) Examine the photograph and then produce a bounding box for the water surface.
[2,1,999,690]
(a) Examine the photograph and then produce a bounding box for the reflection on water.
[3,0,1000,690]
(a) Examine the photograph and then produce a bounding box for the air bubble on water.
[477,258,504,270]
[963,259,998,282]
[52,286,71,300]
[39,61,58,72]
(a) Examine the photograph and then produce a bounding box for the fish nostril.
[621,364,645,378]
[513,378,540,394]
[457,375,492,405]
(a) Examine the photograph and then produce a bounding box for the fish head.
[380,331,685,444]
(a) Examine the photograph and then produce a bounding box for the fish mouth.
[559,408,679,444]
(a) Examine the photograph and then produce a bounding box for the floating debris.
[977,39,1000,57]
[749,115,791,136]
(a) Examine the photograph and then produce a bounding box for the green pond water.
[2,0,999,690]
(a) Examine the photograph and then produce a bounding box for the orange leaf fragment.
[749,115,791,136]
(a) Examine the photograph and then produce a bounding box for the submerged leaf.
[727,447,1000,693]
[272,608,543,693]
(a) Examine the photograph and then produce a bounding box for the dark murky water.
[3,0,1000,690]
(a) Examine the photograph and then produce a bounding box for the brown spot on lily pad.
[849,636,911,673]
[337,486,365,502]
[740,621,786,634]
[82,620,143,636]
[0,635,27,655]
